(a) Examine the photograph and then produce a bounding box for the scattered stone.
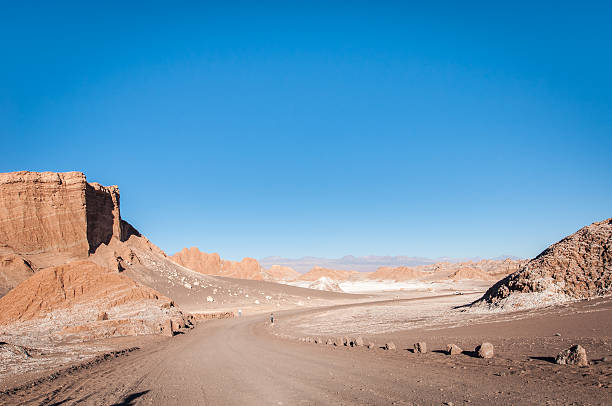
[476,342,494,359]
[206,296,214,302]
[556,344,588,367]
[385,342,396,351]
[446,344,462,355]
[414,342,427,353]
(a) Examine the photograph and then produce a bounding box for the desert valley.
[0,171,610,405]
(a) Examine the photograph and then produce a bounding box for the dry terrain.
[1,293,611,405]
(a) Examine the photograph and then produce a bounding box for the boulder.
[476,342,494,359]
[414,342,427,353]
[555,344,588,366]
[334,337,344,346]
[343,336,349,346]
[97,311,109,321]
[354,336,364,347]
[326,338,334,345]
[161,319,174,337]
[446,344,462,355]
[314,337,322,344]
[367,342,376,349]
[385,342,396,351]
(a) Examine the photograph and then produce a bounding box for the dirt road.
[2,306,610,405]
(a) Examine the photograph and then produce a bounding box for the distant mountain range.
[259,255,522,273]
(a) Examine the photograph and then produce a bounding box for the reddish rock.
[414,342,427,353]
[446,344,462,355]
[556,345,588,367]
[477,218,612,306]
[171,247,265,280]
[476,342,494,359]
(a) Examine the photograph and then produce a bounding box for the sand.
[1,292,610,405]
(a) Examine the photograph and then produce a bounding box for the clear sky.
[1,2,611,261]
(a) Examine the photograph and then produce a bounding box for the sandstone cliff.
[0,171,122,258]
[0,171,164,295]
[474,218,612,309]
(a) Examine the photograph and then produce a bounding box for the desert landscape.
[2,4,612,405]
[0,171,610,405]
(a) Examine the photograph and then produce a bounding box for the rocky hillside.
[171,247,266,280]
[264,265,300,281]
[474,218,612,309]
[367,266,426,281]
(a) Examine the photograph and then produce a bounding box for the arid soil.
[1,294,610,406]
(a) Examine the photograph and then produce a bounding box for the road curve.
[3,304,605,406]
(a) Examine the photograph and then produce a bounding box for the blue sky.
[1,2,611,260]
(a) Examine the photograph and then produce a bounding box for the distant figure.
[270,313,274,324]
[238,309,242,317]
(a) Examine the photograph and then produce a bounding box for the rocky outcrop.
[556,345,588,366]
[414,342,427,353]
[0,254,35,297]
[0,172,123,259]
[171,247,265,280]
[298,266,360,282]
[367,266,425,281]
[446,344,462,355]
[306,277,344,292]
[0,260,172,324]
[476,342,494,358]
[263,265,300,281]
[475,218,612,308]
[0,260,190,339]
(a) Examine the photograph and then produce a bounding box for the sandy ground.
[1,294,611,405]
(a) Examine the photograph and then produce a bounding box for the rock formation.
[367,266,425,281]
[474,218,612,308]
[0,254,35,297]
[448,267,497,281]
[306,277,344,292]
[298,266,360,282]
[414,342,427,353]
[476,342,494,358]
[0,171,122,259]
[171,247,265,280]
[446,344,462,355]
[264,265,300,281]
[555,344,588,366]
[0,260,173,325]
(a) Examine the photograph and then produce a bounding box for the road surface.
[1,308,609,405]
